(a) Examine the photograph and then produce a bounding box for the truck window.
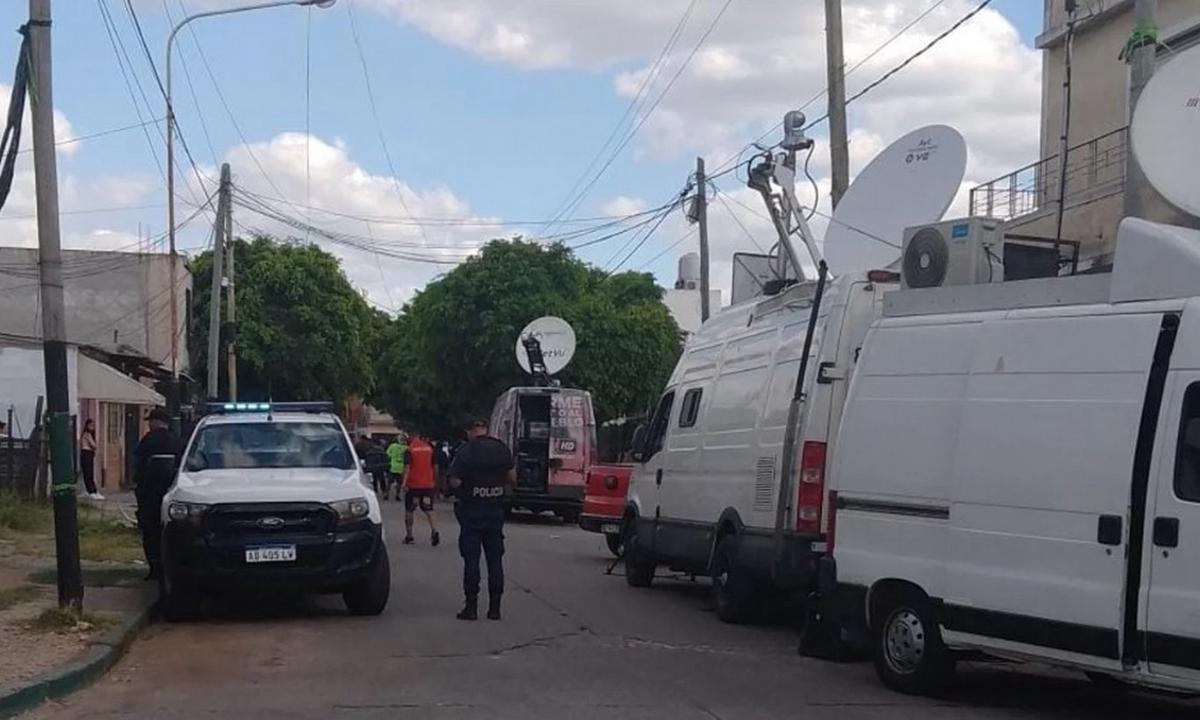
[644,390,676,457]
[1175,383,1200,502]
[679,388,702,428]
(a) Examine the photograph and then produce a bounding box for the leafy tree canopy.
[189,236,382,403]
[376,239,682,437]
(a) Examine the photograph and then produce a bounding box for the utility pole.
[225,193,237,401]
[29,0,83,613]
[1123,0,1157,220]
[206,164,229,400]
[1055,0,1077,242]
[695,157,711,323]
[824,0,850,208]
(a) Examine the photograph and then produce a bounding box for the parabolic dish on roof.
[515,316,577,376]
[824,125,967,275]
[1131,42,1200,218]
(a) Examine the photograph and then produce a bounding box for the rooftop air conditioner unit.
[901,217,1002,290]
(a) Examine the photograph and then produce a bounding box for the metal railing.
[970,127,1128,222]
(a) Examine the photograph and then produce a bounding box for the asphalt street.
[25,502,1200,719]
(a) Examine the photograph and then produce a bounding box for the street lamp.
[164,0,336,423]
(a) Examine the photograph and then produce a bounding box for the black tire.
[605,533,623,557]
[343,542,391,616]
[624,519,655,588]
[711,535,760,624]
[159,572,199,622]
[871,587,955,695]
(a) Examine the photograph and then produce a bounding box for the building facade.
[972,1,1200,261]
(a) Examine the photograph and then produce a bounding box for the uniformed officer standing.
[447,419,515,621]
[134,408,180,580]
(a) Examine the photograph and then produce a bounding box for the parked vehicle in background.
[579,463,633,556]
[160,402,389,620]
[489,386,596,522]
[623,270,897,622]
[826,219,1200,696]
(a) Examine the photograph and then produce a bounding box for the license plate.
[245,545,296,563]
[601,523,620,534]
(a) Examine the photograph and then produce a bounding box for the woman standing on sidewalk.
[79,418,103,500]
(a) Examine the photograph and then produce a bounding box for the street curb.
[0,599,155,719]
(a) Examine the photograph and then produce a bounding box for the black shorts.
[405,488,435,512]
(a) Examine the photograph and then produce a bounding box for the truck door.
[1144,373,1200,681]
[634,389,675,523]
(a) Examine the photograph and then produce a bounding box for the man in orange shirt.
[402,433,441,546]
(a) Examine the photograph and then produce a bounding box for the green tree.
[376,239,682,436]
[189,236,379,403]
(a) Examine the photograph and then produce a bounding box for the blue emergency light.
[204,402,336,415]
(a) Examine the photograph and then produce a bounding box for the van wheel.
[711,535,759,624]
[624,520,655,588]
[872,588,954,694]
[605,533,623,557]
[160,574,199,622]
[343,544,391,616]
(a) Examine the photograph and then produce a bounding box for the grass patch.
[0,494,141,563]
[26,607,108,633]
[27,565,144,588]
[0,493,52,535]
[0,583,41,611]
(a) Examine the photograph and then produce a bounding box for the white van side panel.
[944,311,1163,661]
[833,318,985,592]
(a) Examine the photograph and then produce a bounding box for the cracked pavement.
[26,504,1200,719]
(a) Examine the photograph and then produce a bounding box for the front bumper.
[162,503,382,592]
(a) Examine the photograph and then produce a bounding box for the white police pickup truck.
[160,402,389,619]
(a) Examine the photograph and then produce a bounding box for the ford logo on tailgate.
[256,516,286,530]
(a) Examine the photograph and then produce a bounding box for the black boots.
[457,597,478,621]
[456,595,500,620]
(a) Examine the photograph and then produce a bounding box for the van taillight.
[796,441,827,533]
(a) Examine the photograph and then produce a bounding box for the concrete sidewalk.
[0,577,156,719]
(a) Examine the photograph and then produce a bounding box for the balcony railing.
[969,127,1128,222]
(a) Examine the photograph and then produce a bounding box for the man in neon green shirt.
[385,434,408,501]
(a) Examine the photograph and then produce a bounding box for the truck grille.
[204,503,336,538]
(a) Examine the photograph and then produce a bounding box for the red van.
[489,386,595,521]
[579,463,632,556]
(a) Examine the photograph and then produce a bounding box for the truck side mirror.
[630,424,648,463]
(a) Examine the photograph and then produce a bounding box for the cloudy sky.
[0,0,1043,312]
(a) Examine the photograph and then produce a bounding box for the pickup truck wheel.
[624,520,655,588]
[605,532,623,557]
[160,573,199,622]
[872,588,954,695]
[343,543,391,616]
[711,535,759,624]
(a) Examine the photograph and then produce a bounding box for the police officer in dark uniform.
[447,419,515,621]
[134,408,180,580]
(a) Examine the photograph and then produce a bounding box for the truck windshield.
[184,422,354,471]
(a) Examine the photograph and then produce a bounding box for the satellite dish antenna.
[516,316,576,375]
[1131,43,1200,218]
[825,125,967,275]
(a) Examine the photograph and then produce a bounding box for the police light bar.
[205,402,336,415]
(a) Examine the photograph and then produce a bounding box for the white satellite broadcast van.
[622,119,965,622]
[825,218,1200,695]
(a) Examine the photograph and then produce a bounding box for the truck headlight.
[167,501,208,524]
[330,498,371,524]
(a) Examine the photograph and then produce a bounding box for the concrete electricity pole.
[824,0,850,208]
[28,0,83,612]
[695,157,711,323]
[206,164,230,400]
[225,194,238,401]
[1123,0,1157,220]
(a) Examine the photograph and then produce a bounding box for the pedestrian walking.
[364,437,390,495]
[385,433,408,501]
[133,408,179,580]
[79,418,103,499]
[401,432,440,546]
[448,419,515,621]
